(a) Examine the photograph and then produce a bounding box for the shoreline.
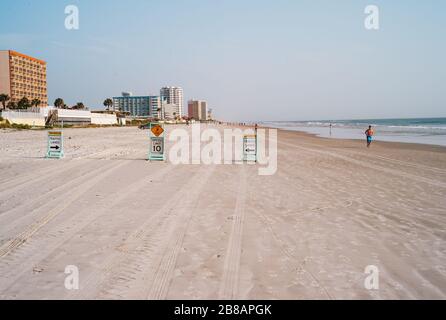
[268,126,446,154]
[262,123,446,148]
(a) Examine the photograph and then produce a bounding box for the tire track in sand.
[254,208,334,299]
[0,160,115,229]
[62,164,180,299]
[0,160,69,187]
[279,141,446,189]
[0,160,128,259]
[0,159,95,198]
[144,165,215,300]
[0,163,175,295]
[282,136,446,175]
[86,166,216,300]
[342,150,446,175]
[145,164,209,300]
[218,165,247,300]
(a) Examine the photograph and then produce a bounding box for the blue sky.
[1,0,445,121]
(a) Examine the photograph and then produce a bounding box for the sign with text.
[150,137,164,158]
[148,123,165,161]
[243,135,257,162]
[47,131,64,159]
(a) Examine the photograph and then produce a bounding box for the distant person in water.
[365,125,374,148]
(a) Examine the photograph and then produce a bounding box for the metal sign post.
[47,131,64,159]
[148,123,165,161]
[243,134,257,162]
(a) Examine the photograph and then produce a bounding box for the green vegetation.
[127,119,148,127]
[11,123,31,130]
[0,120,29,130]
[0,119,32,130]
[103,98,113,111]
[54,98,65,109]
[31,99,41,107]
[72,102,86,110]
[0,95,42,110]
[17,97,31,109]
[6,101,17,109]
[0,93,10,110]
[52,124,73,129]
[0,118,10,129]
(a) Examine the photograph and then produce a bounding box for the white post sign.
[151,137,164,158]
[243,134,257,162]
[148,123,165,161]
[47,131,64,159]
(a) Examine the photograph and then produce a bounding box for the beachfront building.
[0,50,48,107]
[188,100,208,121]
[113,93,161,117]
[160,86,183,117]
[149,96,162,117]
[163,103,181,120]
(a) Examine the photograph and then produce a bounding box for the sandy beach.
[0,125,445,300]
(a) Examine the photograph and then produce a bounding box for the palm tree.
[17,97,30,110]
[0,94,10,110]
[31,99,41,108]
[74,102,85,110]
[54,98,64,109]
[103,98,113,111]
[6,101,17,110]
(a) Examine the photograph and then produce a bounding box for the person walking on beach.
[365,125,374,148]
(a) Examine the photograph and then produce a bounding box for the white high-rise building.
[163,103,180,120]
[160,86,184,117]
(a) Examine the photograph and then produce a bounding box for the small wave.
[384,125,446,130]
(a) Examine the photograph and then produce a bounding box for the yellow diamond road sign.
[151,125,164,137]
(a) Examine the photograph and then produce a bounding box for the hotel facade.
[113,93,161,117]
[0,50,48,107]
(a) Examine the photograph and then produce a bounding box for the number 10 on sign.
[149,136,165,161]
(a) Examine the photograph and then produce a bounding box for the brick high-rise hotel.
[0,50,48,107]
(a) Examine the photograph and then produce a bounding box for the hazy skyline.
[1,0,445,121]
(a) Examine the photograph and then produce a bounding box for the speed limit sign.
[149,136,165,161]
[152,137,163,153]
[148,123,165,161]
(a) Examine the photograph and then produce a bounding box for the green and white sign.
[243,134,257,162]
[150,136,165,159]
[47,131,64,159]
[148,123,165,161]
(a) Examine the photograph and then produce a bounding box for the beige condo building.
[0,50,48,107]
[188,100,208,121]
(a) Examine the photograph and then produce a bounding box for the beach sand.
[0,125,445,299]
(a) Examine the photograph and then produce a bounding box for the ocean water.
[263,118,446,147]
